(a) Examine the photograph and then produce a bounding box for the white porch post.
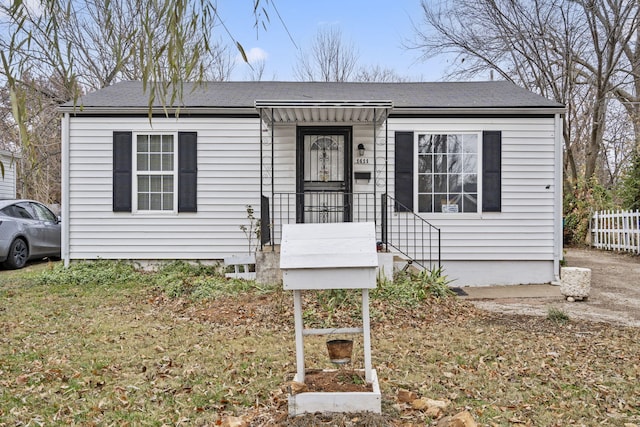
[373,108,377,226]
[293,290,306,382]
[362,288,373,382]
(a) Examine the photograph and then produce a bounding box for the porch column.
[373,108,377,226]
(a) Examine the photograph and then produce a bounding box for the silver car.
[0,199,61,269]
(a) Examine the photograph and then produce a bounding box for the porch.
[254,99,440,274]
[259,192,441,272]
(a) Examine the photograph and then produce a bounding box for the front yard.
[0,261,638,426]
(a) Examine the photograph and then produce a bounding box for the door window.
[304,135,345,184]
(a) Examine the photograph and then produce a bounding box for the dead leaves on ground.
[1,284,640,426]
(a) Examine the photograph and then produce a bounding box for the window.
[113,131,197,213]
[29,202,58,222]
[1,204,33,219]
[135,134,176,211]
[417,133,479,213]
[1,202,56,221]
[394,131,501,214]
[306,135,344,182]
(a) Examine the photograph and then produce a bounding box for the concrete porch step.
[260,244,281,253]
[256,249,398,284]
[392,253,423,273]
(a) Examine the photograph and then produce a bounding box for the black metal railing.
[266,192,376,245]
[381,193,441,270]
[260,192,441,271]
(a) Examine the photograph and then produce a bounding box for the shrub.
[617,150,640,211]
[35,260,142,288]
[547,306,569,324]
[563,177,613,245]
[373,266,454,306]
[151,261,268,299]
[33,259,270,300]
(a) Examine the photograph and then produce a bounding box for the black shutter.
[113,132,132,212]
[178,132,197,212]
[394,131,414,212]
[482,131,502,212]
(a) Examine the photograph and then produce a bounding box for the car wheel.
[3,238,28,269]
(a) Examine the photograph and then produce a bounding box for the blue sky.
[215,0,450,81]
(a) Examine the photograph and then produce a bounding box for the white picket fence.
[590,209,640,254]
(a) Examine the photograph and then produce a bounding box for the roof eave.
[255,100,394,108]
[58,106,258,115]
[59,105,566,116]
[392,106,566,116]
[255,100,394,124]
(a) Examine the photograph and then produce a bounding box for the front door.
[296,127,352,223]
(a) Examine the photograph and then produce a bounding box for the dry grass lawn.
[0,261,639,426]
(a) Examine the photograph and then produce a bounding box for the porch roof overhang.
[255,100,393,125]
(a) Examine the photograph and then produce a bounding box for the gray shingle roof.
[61,80,564,111]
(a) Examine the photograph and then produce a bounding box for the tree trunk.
[585,92,607,181]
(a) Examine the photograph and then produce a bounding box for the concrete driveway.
[461,247,640,327]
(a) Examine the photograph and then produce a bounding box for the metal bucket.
[326,339,353,364]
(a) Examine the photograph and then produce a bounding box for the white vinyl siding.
[0,151,17,199]
[67,116,262,260]
[386,116,558,263]
[66,114,560,286]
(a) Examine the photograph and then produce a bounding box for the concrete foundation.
[377,252,394,281]
[257,249,395,285]
[256,249,282,284]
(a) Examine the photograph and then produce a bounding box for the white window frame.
[133,132,178,214]
[415,131,482,215]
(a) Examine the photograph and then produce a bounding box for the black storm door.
[296,127,353,223]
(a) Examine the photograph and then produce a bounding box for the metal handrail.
[260,191,441,271]
[266,192,376,245]
[381,193,441,270]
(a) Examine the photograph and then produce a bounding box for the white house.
[59,81,565,286]
[0,150,18,199]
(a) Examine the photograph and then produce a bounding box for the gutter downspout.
[553,112,563,283]
[61,113,70,267]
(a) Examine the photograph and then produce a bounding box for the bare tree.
[601,101,636,187]
[353,65,408,82]
[0,0,253,198]
[0,76,62,203]
[601,3,640,153]
[246,59,268,81]
[573,0,639,181]
[411,0,640,189]
[294,26,359,82]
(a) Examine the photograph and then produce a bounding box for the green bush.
[35,260,142,288]
[563,177,613,246]
[547,306,569,324]
[32,260,454,306]
[33,259,272,300]
[617,150,640,211]
[150,261,272,299]
[373,266,454,306]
